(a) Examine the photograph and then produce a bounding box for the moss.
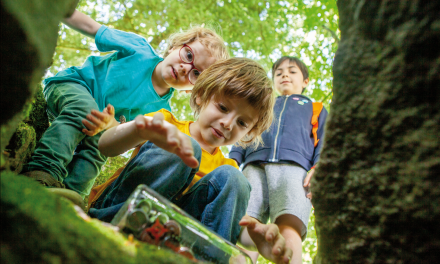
[3,123,36,173]
[25,84,49,142]
[1,172,194,264]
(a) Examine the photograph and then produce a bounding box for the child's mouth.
[211,127,224,139]
[171,67,177,79]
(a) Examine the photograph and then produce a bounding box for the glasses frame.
[179,44,201,85]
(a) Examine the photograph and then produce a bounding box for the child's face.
[191,96,259,153]
[161,40,217,90]
[273,60,309,96]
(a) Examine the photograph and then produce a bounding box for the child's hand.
[82,104,117,136]
[239,215,292,264]
[134,113,199,168]
[303,168,315,200]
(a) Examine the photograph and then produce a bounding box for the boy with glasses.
[21,10,229,199]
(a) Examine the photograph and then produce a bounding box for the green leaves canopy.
[49,0,338,120]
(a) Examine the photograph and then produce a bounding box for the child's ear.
[196,96,202,105]
[303,78,310,87]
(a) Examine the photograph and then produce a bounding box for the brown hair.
[190,57,274,147]
[164,25,229,61]
[271,56,309,93]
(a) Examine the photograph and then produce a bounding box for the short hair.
[164,25,229,61]
[271,56,309,93]
[190,58,274,147]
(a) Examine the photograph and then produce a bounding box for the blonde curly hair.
[164,25,229,61]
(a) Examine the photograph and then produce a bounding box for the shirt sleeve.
[229,145,246,166]
[95,25,152,56]
[312,106,329,166]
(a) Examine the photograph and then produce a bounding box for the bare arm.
[63,10,101,39]
[99,113,199,168]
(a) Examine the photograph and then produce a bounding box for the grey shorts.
[243,163,312,240]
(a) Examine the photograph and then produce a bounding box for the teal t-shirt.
[44,25,175,121]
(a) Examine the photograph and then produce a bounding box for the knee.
[213,165,251,198]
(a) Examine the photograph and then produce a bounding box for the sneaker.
[47,188,85,209]
[21,170,65,188]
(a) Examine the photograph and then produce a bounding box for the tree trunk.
[313,0,440,263]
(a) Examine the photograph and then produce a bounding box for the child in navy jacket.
[230,56,328,264]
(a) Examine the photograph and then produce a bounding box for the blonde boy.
[87,58,292,263]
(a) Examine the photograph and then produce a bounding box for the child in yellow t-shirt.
[86,58,292,264]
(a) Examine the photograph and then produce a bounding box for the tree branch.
[322,91,333,102]
[322,25,340,44]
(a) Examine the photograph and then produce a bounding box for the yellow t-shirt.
[88,109,238,207]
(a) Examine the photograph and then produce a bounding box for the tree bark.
[313,0,440,263]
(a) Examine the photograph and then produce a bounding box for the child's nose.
[220,118,233,130]
[180,63,192,75]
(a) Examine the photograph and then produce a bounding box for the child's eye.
[219,104,228,112]
[238,120,248,128]
[185,51,193,61]
[193,70,201,77]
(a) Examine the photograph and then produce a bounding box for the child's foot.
[48,188,85,209]
[21,171,85,209]
[22,170,65,188]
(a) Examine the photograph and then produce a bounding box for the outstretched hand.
[82,104,117,136]
[134,113,199,169]
[239,215,292,264]
[303,168,315,200]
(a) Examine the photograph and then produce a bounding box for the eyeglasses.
[179,44,201,85]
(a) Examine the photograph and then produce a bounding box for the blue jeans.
[89,139,251,244]
[22,82,107,197]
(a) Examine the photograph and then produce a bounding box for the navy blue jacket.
[229,94,328,171]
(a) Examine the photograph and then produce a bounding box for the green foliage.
[49,0,338,116]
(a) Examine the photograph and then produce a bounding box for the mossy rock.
[2,86,49,172]
[3,122,36,173]
[24,85,49,142]
[1,172,194,264]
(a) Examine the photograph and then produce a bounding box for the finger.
[166,125,180,147]
[81,128,94,136]
[270,231,286,256]
[307,192,312,200]
[86,114,106,129]
[179,134,194,156]
[82,118,98,131]
[265,224,279,243]
[303,170,313,187]
[282,248,293,264]
[181,156,199,168]
[135,114,147,125]
[176,135,199,168]
[107,104,115,115]
[152,112,165,128]
[90,110,109,121]
[239,215,257,228]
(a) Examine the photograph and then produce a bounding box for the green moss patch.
[1,172,194,264]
